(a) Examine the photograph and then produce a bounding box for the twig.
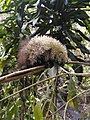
[66,61,90,66]
[63,88,90,120]
[53,65,59,115]
[61,67,90,76]
[19,78,26,120]
[47,103,66,118]
[0,73,64,102]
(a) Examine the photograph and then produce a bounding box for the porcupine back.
[17,36,68,69]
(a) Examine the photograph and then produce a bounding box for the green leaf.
[78,10,89,20]
[42,100,50,117]
[4,0,11,10]
[75,19,86,27]
[67,79,78,111]
[66,30,90,54]
[0,26,7,39]
[84,20,90,33]
[74,29,90,42]
[77,43,90,54]
[33,102,43,120]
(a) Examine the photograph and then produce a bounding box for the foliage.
[0,0,90,77]
[0,0,90,119]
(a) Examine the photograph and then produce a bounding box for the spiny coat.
[17,36,68,69]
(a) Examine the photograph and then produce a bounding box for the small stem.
[53,65,59,119]
[19,78,26,120]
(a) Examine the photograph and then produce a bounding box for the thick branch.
[0,61,90,83]
[0,66,45,83]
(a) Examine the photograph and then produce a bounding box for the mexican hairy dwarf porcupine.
[17,35,68,69]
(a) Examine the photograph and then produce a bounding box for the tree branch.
[66,61,90,66]
[61,67,90,77]
[0,74,64,102]
[0,61,90,83]
[0,66,45,83]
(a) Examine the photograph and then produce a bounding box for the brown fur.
[17,36,68,69]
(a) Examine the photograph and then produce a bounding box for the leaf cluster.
[0,0,90,75]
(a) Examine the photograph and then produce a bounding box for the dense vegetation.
[0,0,90,119]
